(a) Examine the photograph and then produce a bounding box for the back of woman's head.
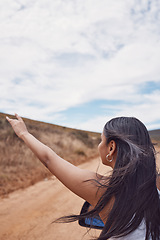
[103,117,155,171]
[98,117,160,240]
[104,117,151,145]
[104,116,152,146]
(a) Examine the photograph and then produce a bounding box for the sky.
[0,0,160,133]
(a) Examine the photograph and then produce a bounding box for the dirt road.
[0,158,110,240]
[1,154,159,240]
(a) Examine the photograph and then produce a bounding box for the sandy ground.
[0,154,159,240]
[0,158,110,240]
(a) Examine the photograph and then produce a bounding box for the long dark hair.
[56,117,160,240]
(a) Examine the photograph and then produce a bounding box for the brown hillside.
[0,113,101,197]
[0,112,160,197]
[149,129,160,147]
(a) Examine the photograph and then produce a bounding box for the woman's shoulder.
[110,220,147,240]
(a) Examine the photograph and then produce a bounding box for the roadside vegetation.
[0,112,159,197]
[0,112,101,197]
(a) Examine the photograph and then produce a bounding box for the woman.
[6,114,160,239]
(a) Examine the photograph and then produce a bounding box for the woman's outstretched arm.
[6,114,102,205]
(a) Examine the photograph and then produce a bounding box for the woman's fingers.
[15,113,22,121]
[6,114,21,123]
[6,116,15,125]
[6,115,18,128]
[6,115,16,123]
[6,114,28,138]
[6,116,10,122]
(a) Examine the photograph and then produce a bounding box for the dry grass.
[0,112,101,197]
[149,129,160,149]
[0,112,160,197]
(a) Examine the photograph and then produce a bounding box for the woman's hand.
[6,114,28,138]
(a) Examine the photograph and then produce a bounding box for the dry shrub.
[0,112,159,197]
[0,113,100,197]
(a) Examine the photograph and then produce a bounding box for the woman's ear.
[109,140,116,156]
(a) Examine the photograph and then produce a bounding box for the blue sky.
[0,0,160,132]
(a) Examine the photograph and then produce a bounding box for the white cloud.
[0,0,160,131]
[71,115,111,133]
